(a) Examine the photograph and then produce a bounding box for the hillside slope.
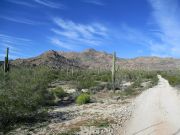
[11,50,83,69]
[59,49,180,70]
[9,49,180,70]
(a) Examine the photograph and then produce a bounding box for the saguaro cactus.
[66,68,69,76]
[97,67,100,75]
[112,51,116,92]
[71,66,74,76]
[4,48,9,73]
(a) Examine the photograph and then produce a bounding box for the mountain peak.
[40,50,59,58]
[84,48,97,53]
[10,49,180,71]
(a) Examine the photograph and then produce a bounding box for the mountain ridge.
[7,49,180,70]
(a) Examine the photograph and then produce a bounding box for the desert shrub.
[87,119,110,128]
[0,64,159,132]
[114,69,158,89]
[89,85,105,93]
[92,71,111,82]
[50,69,103,93]
[0,67,55,132]
[132,80,141,88]
[149,74,159,87]
[52,87,66,98]
[113,70,158,97]
[160,70,180,86]
[77,79,98,89]
[76,93,90,105]
[56,70,111,90]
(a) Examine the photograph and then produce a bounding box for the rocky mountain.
[10,49,180,71]
[11,50,83,69]
[59,49,180,71]
[58,48,119,70]
[124,57,180,70]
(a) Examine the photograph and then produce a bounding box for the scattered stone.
[122,82,133,87]
[8,92,135,135]
[81,89,89,93]
[141,81,151,87]
[115,90,121,94]
[66,89,77,94]
[113,96,121,101]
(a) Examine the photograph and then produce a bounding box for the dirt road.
[124,75,180,135]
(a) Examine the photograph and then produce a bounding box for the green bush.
[88,119,110,127]
[0,66,159,132]
[52,87,66,98]
[76,93,90,105]
[77,79,98,89]
[0,67,55,132]
[160,71,180,86]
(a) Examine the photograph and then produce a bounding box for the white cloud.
[6,0,35,7]
[5,0,65,9]
[50,38,73,50]
[118,0,180,57]
[117,24,152,46]
[0,34,31,42]
[0,16,43,25]
[51,28,79,39]
[82,0,105,6]
[53,18,107,38]
[50,17,108,49]
[148,0,180,57]
[0,34,31,59]
[34,0,64,9]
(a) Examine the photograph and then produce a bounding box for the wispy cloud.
[0,16,43,25]
[117,0,180,57]
[34,0,64,9]
[0,34,31,42]
[117,24,152,46]
[6,0,35,7]
[50,38,74,50]
[147,0,180,57]
[5,0,65,9]
[82,0,105,6]
[0,34,31,59]
[113,24,172,57]
[50,17,108,49]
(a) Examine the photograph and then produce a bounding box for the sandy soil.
[124,75,180,135]
[8,94,133,135]
[9,75,180,135]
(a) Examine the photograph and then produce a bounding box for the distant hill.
[58,48,118,70]
[59,48,180,70]
[11,50,83,69]
[10,49,180,71]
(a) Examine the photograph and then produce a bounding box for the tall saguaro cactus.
[4,48,9,73]
[112,51,116,92]
[71,66,74,76]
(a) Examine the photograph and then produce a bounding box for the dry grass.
[58,118,116,135]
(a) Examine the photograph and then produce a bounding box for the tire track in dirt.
[124,75,180,135]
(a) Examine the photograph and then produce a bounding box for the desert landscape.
[1,48,180,135]
[1,0,180,134]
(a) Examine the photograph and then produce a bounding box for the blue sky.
[0,0,180,59]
